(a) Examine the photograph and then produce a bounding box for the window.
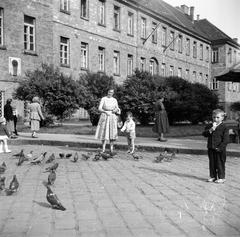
[169,65,174,76]
[206,46,209,62]
[140,17,146,39]
[205,74,209,87]
[212,48,219,63]
[200,44,203,60]
[60,36,70,66]
[81,0,88,18]
[185,69,190,80]
[234,50,237,63]
[152,22,157,43]
[186,38,190,56]
[127,12,134,36]
[233,83,238,92]
[228,82,232,91]
[211,78,219,90]
[24,15,35,51]
[149,58,158,75]
[81,42,88,69]
[113,51,120,75]
[228,48,232,63]
[177,68,182,78]
[169,31,174,50]
[113,6,120,31]
[193,41,197,58]
[161,63,166,76]
[60,0,70,12]
[199,73,203,82]
[192,71,196,82]
[98,47,105,72]
[140,57,146,71]
[98,0,105,25]
[178,35,183,53]
[162,27,167,47]
[0,8,3,46]
[127,54,133,76]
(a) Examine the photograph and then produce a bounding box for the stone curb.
[9,139,240,157]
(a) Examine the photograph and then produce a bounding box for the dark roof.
[194,19,240,48]
[128,0,208,40]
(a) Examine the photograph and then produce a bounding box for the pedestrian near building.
[0,117,11,153]
[95,88,121,153]
[4,98,14,138]
[12,105,19,136]
[202,109,229,184]
[121,112,136,154]
[28,97,44,138]
[152,97,169,142]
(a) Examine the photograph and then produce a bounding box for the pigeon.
[100,152,111,160]
[48,170,56,185]
[65,153,72,159]
[5,175,19,195]
[0,176,6,191]
[46,153,55,164]
[43,182,66,211]
[45,163,59,172]
[13,149,24,158]
[17,153,25,166]
[154,153,165,163]
[31,152,47,164]
[0,162,7,174]
[132,153,143,160]
[82,153,91,160]
[59,153,65,159]
[92,153,101,161]
[26,151,33,160]
[72,152,79,163]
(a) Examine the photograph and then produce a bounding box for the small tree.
[14,64,84,121]
[77,72,116,125]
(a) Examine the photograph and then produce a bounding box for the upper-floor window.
[212,48,219,63]
[186,38,190,56]
[177,67,182,78]
[162,27,167,47]
[178,35,183,53]
[81,0,88,19]
[193,41,197,58]
[169,65,174,76]
[211,78,219,90]
[234,50,237,63]
[24,15,35,52]
[169,31,174,50]
[113,6,120,31]
[206,46,209,62]
[60,36,70,66]
[200,44,203,60]
[127,54,133,76]
[113,51,120,75]
[161,63,166,76]
[127,12,134,36]
[60,0,70,12]
[98,47,105,72]
[81,42,88,69]
[0,8,3,46]
[140,17,146,39]
[98,0,105,25]
[152,22,157,44]
[228,48,232,63]
[140,57,146,71]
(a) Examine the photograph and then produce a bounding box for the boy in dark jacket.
[0,117,11,153]
[202,109,228,183]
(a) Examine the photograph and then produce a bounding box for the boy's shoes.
[215,179,226,184]
[207,178,216,182]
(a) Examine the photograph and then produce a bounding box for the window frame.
[127,11,134,36]
[206,46,209,62]
[98,0,105,26]
[199,44,203,60]
[193,41,197,58]
[140,17,146,39]
[140,57,146,72]
[24,15,36,52]
[80,0,89,20]
[0,8,4,46]
[60,36,70,67]
[113,51,120,75]
[127,54,133,76]
[178,35,183,53]
[113,5,120,32]
[212,48,219,63]
[60,0,70,14]
[151,22,157,44]
[169,65,174,76]
[80,42,88,70]
[186,38,190,56]
[161,27,167,47]
[98,46,105,72]
[169,31,174,50]
[161,63,166,76]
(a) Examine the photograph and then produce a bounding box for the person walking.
[152,97,169,141]
[4,98,14,138]
[12,105,19,136]
[28,96,44,138]
[95,88,120,153]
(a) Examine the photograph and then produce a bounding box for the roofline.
[117,0,211,44]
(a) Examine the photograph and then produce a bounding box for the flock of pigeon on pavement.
[0,148,177,211]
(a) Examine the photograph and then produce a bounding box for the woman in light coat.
[28,97,44,138]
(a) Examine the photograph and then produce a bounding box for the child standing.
[121,112,136,154]
[202,109,229,183]
[0,117,11,153]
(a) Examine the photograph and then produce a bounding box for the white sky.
[163,0,240,42]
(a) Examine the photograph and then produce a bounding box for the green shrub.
[230,101,240,112]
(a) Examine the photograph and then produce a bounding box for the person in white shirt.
[121,112,136,154]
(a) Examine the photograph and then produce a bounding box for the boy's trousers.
[208,148,226,179]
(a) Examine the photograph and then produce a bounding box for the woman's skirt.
[6,120,14,133]
[31,119,40,131]
[95,113,118,141]
[153,110,169,134]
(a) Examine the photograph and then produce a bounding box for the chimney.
[190,6,194,20]
[196,14,200,21]
[233,38,238,43]
[180,5,189,15]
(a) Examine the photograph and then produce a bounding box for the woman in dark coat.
[153,97,169,141]
[4,98,14,137]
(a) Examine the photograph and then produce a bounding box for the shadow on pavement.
[139,167,206,181]
[33,200,52,209]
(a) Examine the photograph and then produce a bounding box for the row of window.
[59,1,210,62]
[212,47,238,64]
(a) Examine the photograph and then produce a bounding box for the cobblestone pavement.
[0,145,240,237]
